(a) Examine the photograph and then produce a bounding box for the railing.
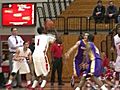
[37,16,116,34]
[39,17,66,33]
[89,16,116,34]
[67,16,88,34]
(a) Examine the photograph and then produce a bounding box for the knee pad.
[11,72,16,77]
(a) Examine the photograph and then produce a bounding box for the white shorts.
[12,59,30,74]
[115,56,120,72]
[32,53,50,77]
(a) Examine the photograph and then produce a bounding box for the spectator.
[50,36,64,86]
[0,68,5,88]
[29,37,35,54]
[105,1,118,23]
[92,0,105,23]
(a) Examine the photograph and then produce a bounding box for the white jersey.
[12,47,31,74]
[34,34,56,54]
[114,34,120,56]
[18,47,31,58]
[33,34,55,76]
[114,34,120,72]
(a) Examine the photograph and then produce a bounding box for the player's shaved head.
[37,27,44,34]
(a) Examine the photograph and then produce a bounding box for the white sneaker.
[41,80,47,88]
[75,87,80,90]
[101,85,108,90]
[111,88,115,90]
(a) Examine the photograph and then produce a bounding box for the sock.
[27,81,31,85]
[7,80,12,85]
[41,80,47,88]
[32,80,38,88]
[101,85,108,90]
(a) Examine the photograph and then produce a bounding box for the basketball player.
[5,41,32,89]
[111,28,120,89]
[68,33,93,87]
[31,19,56,90]
[65,33,108,90]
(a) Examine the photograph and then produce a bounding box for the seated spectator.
[118,7,120,23]
[105,1,118,23]
[92,0,105,23]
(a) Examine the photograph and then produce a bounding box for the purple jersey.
[74,40,102,77]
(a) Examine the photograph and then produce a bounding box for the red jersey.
[102,56,109,68]
[50,42,63,58]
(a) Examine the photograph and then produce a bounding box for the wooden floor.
[1,82,120,90]
[0,83,75,90]
[41,83,74,90]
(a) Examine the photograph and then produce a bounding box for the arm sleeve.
[106,6,109,15]
[8,38,17,48]
[101,6,105,15]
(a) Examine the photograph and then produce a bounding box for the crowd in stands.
[92,0,120,23]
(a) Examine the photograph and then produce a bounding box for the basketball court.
[0,82,74,90]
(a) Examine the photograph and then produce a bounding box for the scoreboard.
[2,3,36,26]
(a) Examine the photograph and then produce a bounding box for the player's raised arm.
[65,41,80,59]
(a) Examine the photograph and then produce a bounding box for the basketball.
[45,19,54,30]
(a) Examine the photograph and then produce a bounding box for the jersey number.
[37,39,40,46]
